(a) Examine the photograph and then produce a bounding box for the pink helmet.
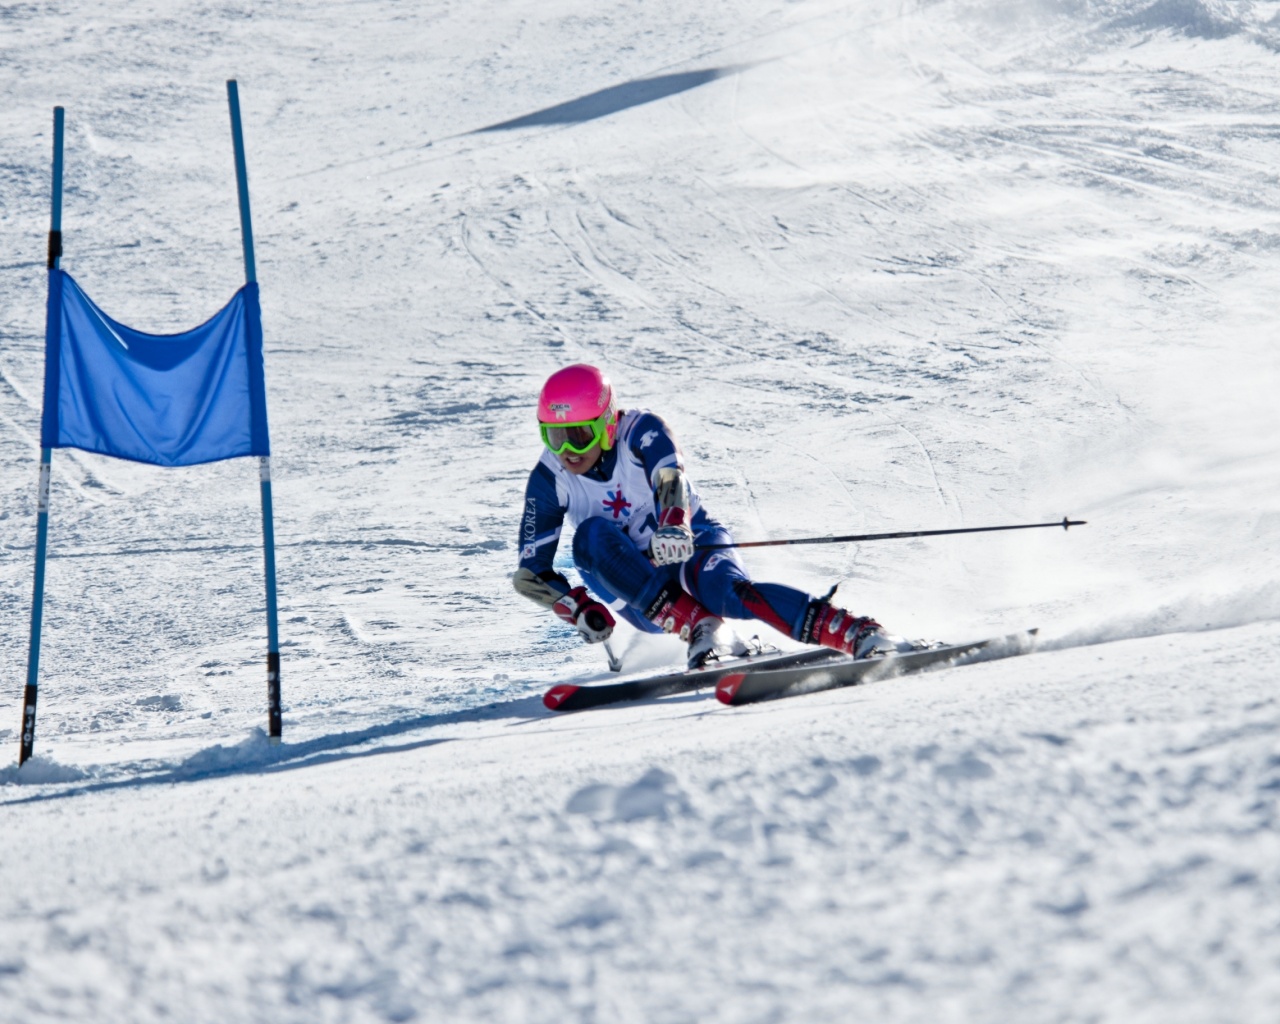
[537,364,618,451]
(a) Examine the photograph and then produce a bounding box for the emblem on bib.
[603,489,632,519]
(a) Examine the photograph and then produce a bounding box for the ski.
[715,629,1038,706]
[543,646,847,712]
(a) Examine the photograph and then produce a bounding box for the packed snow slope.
[2,0,1280,1020]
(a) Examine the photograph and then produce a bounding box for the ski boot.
[646,582,749,669]
[802,598,914,659]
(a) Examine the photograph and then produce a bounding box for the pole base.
[266,650,282,741]
[19,684,38,766]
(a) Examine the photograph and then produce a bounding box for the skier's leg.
[681,544,808,637]
[571,516,671,611]
[573,517,735,666]
[575,567,663,634]
[683,526,891,657]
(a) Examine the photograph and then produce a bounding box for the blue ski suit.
[515,409,820,639]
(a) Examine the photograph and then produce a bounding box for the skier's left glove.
[650,507,696,565]
[552,586,616,644]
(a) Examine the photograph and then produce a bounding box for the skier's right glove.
[552,586,616,644]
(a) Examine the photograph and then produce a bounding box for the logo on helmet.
[548,402,572,421]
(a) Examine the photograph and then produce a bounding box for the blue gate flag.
[40,269,271,467]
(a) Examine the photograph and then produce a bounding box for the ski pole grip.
[584,608,609,633]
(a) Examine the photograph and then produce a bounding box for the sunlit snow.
[2,1,1279,1020]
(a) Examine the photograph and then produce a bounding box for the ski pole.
[696,516,1086,551]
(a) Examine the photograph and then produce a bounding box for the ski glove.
[552,586,616,644]
[650,507,696,566]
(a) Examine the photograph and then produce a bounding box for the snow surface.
[2,0,1279,1020]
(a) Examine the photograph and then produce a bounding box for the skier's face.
[558,443,603,475]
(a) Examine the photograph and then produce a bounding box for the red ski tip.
[715,672,747,705]
[544,684,579,711]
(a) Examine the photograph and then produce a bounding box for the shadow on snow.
[1,694,548,805]
[475,66,749,132]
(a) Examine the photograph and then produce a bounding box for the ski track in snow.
[2,0,1280,1020]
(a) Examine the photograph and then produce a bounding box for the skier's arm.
[514,567,616,642]
[512,566,570,608]
[650,465,696,564]
[654,465,692,523]
[629,413,695,565]
[512,459,615,643]
[513,460,571,608]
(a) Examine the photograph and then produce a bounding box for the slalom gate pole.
[228,80,282,743]
[20,107,65,766]
[696,517,1087,551]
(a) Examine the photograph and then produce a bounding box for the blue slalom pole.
[227,80,281,743]
[227,81,257,284]
[258,456,282,742]
[20,107,64,765]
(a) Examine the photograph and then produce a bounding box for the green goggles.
[540,415,610,455]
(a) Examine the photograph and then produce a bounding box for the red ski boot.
[646,582,748,669]
[802,599,896,659]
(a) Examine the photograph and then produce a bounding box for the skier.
[513,363,909,668]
